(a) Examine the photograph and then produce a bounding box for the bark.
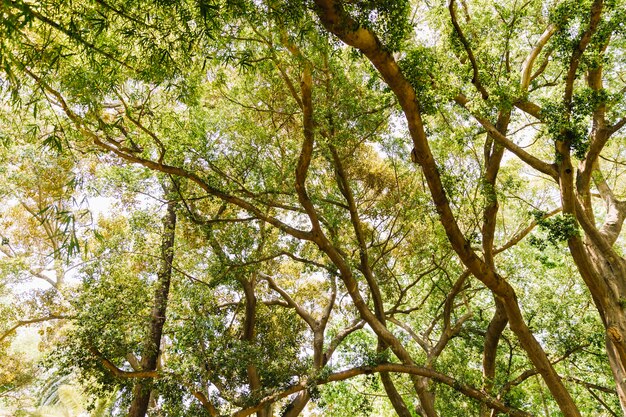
[583,241,626,414]
[312,2,581,416]
[331,146,414,417]
[563,12,626,406]
[241,276,272,417]
[380,372,414,417]
[414,377,437,417]
[128,189,177,417]
[479,111,510,417]
[606,335,626,416]
[281,392,310,417]
[480,298,508,417]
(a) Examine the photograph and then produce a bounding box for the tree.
[1,0,625,416]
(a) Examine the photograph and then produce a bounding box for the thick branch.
[520,24,557,92]
[260,272,318,329]
[89,347,159,379]
[312,2,581,415]
[594,168,626,245]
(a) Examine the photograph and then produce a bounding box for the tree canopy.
[1,0,626,416]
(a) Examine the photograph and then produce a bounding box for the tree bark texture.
[128,190,177,417]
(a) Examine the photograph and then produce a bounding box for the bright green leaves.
[399,47,439,114]
[342,0,412,51]
[540,86,617,161]
[317,378,377,417]
[529,211,580,248]
[550,0,625,82]
[541,101,589,160]
[1,1,625,416]
[549,0,593,28]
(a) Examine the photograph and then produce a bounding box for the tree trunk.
[584,243,626,414]
[380,372,414,417]
[281,392,309,417]
[480,299,508,417]
[241,275,273,417]
[128,189,177,417]
[606,335,626,415]
[414,377,437,417]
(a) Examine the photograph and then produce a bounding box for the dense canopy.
[1,0,626,416]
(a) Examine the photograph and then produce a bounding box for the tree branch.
[89,346,159,379]
[455,95,557,178]
[520,24,557,92]
[231,364,533,417]
[564,0,604,104]
[0,315,68,343]
[449,0,489,99]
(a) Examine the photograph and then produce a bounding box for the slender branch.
[563,376,617,395]
[433,270,472,359]
[499,343,589,395]
[564,0,604,104]
[294,62,322,233]
[494,207,562,254]
[387,317,431,352]
[608,117,626,136]
[231,364,534,417]
[0,315,68,343]
[8,0,135,71]
[259,272,317,329]
[449,0,489,99]
[455,95,556,178]
[89,346,159,379]
[584,386,619,417]
[18,64,312,243]
[0,246,58,287]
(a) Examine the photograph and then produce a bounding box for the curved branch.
[294,62,324,236]
[449,0,489,99]
[499,343,590,395]
[455,95,557,178]
[0,315,68,343]
[259,272,317,329]
[514,100,544,120]
[312,2,580,415]
[231,364,533,417]
[494,207,562,254]
[520,24,557,92]
[89,346,159,379]
[324,319,365,361]
[607,117,626,136]
[17,64,312,244]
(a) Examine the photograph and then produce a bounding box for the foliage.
[0,0,625,416]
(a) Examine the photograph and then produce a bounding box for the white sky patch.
[88,195,115,220]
